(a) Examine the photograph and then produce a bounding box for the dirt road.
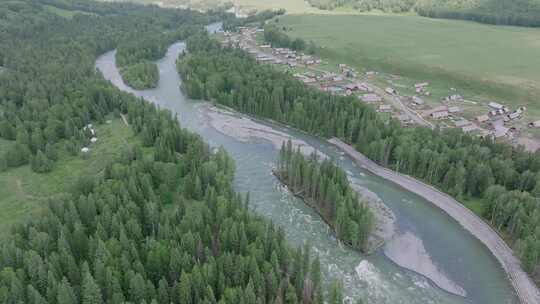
[369,85,434,128]
[329,137,540,304]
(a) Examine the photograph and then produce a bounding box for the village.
[219,26,539,146]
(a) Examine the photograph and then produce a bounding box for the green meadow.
[281,14,540,114]
[43,4,94,18]
[0,118,137,237]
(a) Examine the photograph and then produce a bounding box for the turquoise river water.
[95,24,519,304]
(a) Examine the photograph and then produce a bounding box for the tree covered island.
[275,140,374,253]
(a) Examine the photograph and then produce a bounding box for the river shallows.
[95,30,518,304]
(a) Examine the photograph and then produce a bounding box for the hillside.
[308,0,540,26]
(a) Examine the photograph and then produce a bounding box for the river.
[95,24,519,304]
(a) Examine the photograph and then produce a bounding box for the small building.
[414,82,429,89]
[444,94,463,102]
[344,70,357,78]
[478,129,492,138]
[462,124,478,133]
[346,82,370,92]
[81,147,90,153]
[448,106,460,113]
[431,111,449,119]
[256,55,272,62]
[476,115,490,123]
[454,120,471,128]
[451,94,463,101]
[529,120,540,128]
[345,83,359,91]
[488,102,504,110]
[361,83,373,92]
[395,114,411,124]
[326,86,344,94]
[360,94,382,103]
[378,105,392,112]
[412,96,424,105]
[511,108,526,117]
[279,49,290,55]
[507,112,521,120]
[90,137,98,143]
[385,87,396,95]
[421,105,448,118]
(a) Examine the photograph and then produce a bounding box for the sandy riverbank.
[385,232,467,297]
[329,137,540,304]
[202,104,327,158]
[350,184,397,253]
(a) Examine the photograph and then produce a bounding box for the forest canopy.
[178,32,540,281]
[263,25,309,52]
[276,141,373,251]
[119,61,160,90]
[0,1,350,303]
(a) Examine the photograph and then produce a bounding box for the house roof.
[412,96,424,104]
[489,102,504,109]
[476,115,489,122]
[361,94,382,102]
[462,125,478,133]
[530,120,540,127]
[448,106,460,113]
[508,112,521,119]
[431,111,449,118]
[454,120,471,128]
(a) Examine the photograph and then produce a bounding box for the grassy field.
[110,0,357,14]
[232,0,325,14]
[0,118,137,237]
[43,4,95,18]
[281,14,540,116]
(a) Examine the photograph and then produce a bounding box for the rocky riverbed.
[202,103,327,158]
[351,184,397,254]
